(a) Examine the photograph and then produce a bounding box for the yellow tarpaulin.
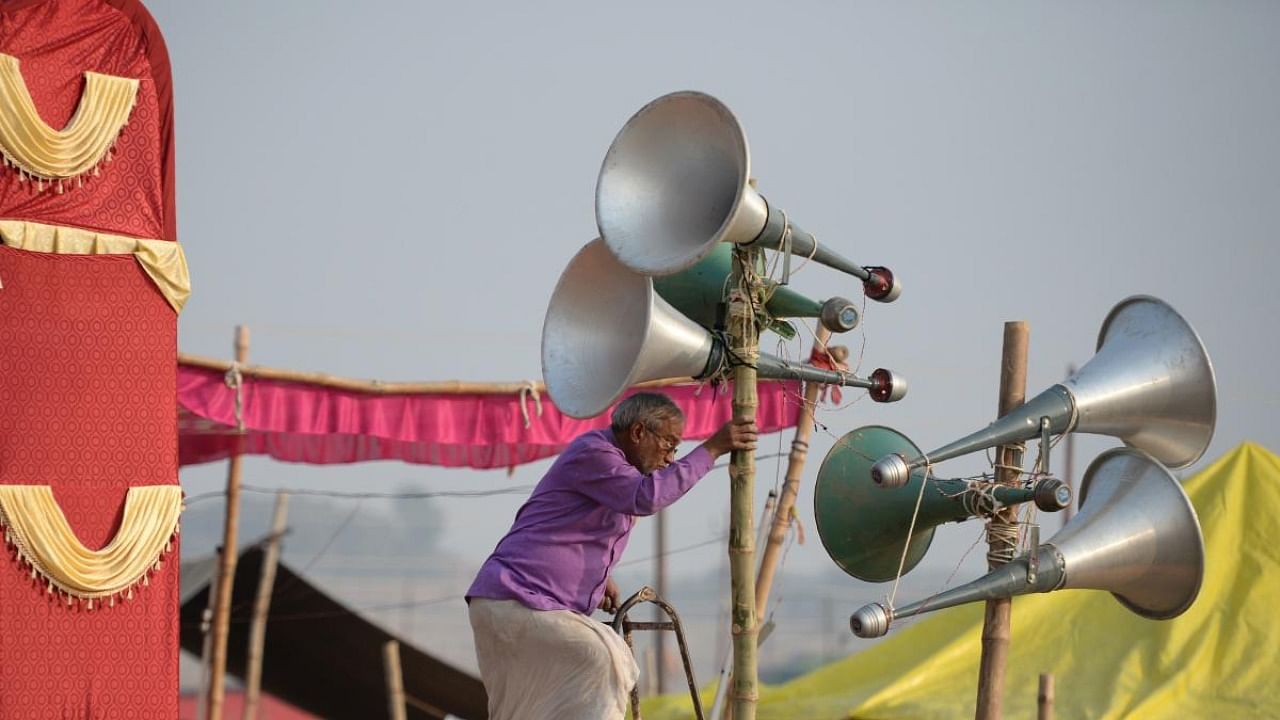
[643,443,1280,719]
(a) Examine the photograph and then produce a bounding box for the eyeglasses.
[645,426,681,453]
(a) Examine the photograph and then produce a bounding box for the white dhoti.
[468,598,640,720]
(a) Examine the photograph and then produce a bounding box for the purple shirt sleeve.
[563,437,715,516]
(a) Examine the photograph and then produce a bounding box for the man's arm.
[569,419,758,516]
[567,445,715,516]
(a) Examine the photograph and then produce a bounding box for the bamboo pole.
[197,595,215,720]
[383,640,408,720]
[177,352,711,396]
[727,247,761,720]
[719,328,840,720]
[1037,673,1055,720]
[208,325,250,719]
[243,492,290,720]
[974,321,1029,720]
[754,326,834,617]
[654,506,668,695]
[711,492,777,720]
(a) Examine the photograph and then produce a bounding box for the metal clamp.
[1027,524,1041,585]
[1037,416,1052,475]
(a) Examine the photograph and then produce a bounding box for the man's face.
[626,417,685,474]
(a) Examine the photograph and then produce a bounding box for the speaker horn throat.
[851,548,1067,638]
[743,201,901,302]
[871,385,1077,486]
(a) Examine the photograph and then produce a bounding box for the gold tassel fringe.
[0,485,182,607]
[0,53,139,183]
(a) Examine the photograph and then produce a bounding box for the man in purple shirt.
[467,392,757,720]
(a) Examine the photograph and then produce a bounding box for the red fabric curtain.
[0,0,176,241]
[0,1,179,716]
[178,366,803,470]
[0,247,179,718]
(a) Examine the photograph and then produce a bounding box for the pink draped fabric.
[177,365,802,470]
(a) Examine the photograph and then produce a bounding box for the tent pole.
[384,640,408,720]
[1037,673,1055,720]
[243,492,289,719]
[208,325,250,719]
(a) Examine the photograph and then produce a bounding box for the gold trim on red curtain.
[0,53,139,190]
[0,219,189,311]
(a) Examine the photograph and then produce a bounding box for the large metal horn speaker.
[815,426,1070,583]
[595,91,900,301]
[655,243,860,334]
[851,447,1205,638]
[542,240,908,419]
[872,295,1217,488]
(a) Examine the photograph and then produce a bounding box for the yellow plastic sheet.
[643,443,1280,719]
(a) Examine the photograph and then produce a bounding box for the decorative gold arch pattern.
[0,53,139,187]
[0,485,182,608]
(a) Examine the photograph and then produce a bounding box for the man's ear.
[629,422,645,442]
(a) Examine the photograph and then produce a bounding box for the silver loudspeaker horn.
[595,91,901,301]
[851,447,1205,638]
[872,296,1216,488]
[542,240,907,419]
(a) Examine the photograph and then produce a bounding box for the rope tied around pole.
[987,440,1026,565]
[962,479,1004,517]
[986,519,1021,566]
[517,381,543,429]
[223,362,246,433]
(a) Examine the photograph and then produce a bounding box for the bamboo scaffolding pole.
[975,321,1029,720]
[1037,673,1055,720]
[727,247,762,720]
[383,640,408,720]
[178,352,711,396]
[654,506,668,695]
[711,493,777,720]
[196,585,215,720]
[714,329,838,720]
[208,325,250,719]
[754,326,836,616]
[243,492,289,720]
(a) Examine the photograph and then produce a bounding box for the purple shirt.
[467,429,715,615]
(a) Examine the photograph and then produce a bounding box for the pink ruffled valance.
[177,364,802,470]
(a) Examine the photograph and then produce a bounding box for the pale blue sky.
[156,0,1279,633]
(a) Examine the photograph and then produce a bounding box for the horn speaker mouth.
[596,91,751,276]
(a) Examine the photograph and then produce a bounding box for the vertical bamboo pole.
[1037,673,1055,720]
[754,326,833,617]
[243,492,290,720]
[727,247,761,720]
[974,321,1029,720]
[654,507,668,694]
[197,596,215,720]
[383,640,408,720]
[208,325,250,719]
[712,493,776,720]
[721,327,838,720]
